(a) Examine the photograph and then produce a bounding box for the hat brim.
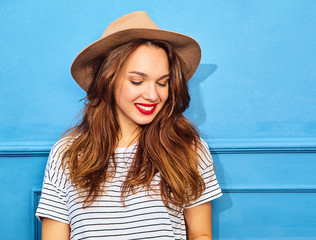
[71,28,201,91]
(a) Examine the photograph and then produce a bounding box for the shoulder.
[196,138,213,171]
[45,137,73,180]
[199,138,209,151]
[48,137,72,165]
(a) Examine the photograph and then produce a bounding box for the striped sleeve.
[185,139,222,209]
[36,140,69,224]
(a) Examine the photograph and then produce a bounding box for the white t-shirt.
[36,138,222,240]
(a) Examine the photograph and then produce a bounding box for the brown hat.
[71,11,201,91]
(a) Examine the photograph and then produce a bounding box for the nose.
[143,82,158,102]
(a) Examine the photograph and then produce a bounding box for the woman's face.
[114,44,169,132]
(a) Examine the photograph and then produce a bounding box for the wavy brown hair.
[62,39,209,208]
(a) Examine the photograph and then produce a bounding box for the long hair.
[62,39,208,208]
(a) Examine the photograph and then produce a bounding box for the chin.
[135,117,156,126]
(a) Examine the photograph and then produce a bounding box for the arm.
[183,201,213,240]
[42,217,70,240]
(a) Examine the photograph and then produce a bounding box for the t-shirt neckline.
[115,142,138,153]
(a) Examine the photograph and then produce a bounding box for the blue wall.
[0,1,315,239]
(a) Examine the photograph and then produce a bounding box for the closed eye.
[130,80,143,85]
[157,80,168,87]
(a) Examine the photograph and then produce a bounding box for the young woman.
[36,11,222,240]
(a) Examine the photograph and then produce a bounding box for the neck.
[117,123,140,148]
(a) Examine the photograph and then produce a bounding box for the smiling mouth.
[135,103,157,114]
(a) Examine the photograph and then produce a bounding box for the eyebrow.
[129,71,169,80]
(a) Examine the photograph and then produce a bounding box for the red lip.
[134,103,157,115]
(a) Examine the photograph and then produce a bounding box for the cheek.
[160,87,169,103]
[115,84,137,103]
[122,86,140,100]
